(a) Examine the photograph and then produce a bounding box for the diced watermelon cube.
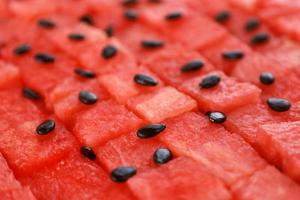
[180,71,261,112]
[142,45,215,86]
[20,152,135,200]
[0,153,36,200]
[98,67,164,104]
[257,121,300,182]
[73,99,143,148]
[160,112,266,185]
[0,88,76,175]
[231,166,300,200]
[128,157,231,200]
[201,35,253,74]
[78,38,137,75]
[97,131,165,172]
[49,76,109,124]
[46,23,107,58]
[127,87,197,123]
[0,61,20,89]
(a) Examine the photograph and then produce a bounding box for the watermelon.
[128,157,231,200]
[1,0,300,199]
[179,71,261,112]
[0,152,36,200]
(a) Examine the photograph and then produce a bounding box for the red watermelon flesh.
[142,44,215,86]
[200,35,252,74]
[19,152,135,200]
[128,156,231,200]
[159,112,267,185]
[179,71,261,112]
[0,152,36,200]
[257,121,300,182]
[77,38,137,75]
[46,23,107,59]
[184,0,230,16]
[97,130,165,173]
[0,61,20,89]
[98,67,164,104]
[115,23,167,61]
[73,99,143,148]
[231,166,300,200]
[127,87,197,123]
[49,76,109,124]
[0,88,76,176]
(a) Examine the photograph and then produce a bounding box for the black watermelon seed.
[38,19,56,29]
[165,12,183,20]
[222,51,244,60]
[215,11,231,23]
[251,32,269,44]
[101,45,118,59]
[105,25,114,37]
[68,33,85,41]
[245,18,260,32]
[74,68,96,79]
[111,167,137,183]
[141,40,164,48]
[137,124,166,139]
[23,87,41,100]
[199,75,221,89]
[14,44,31,55]
[36,120,55,135]
[122,0,138,6]
[208,112,227,123]
[79,91,98,105]
[124,10,138,20]
[153,148,172,164]
[181,60,204,73]
[134,74,158,86]
[34,53,55,63]
[80,146,96,161]
[267,98,291,112]
[79,15,94,26]
[260,72,275,85]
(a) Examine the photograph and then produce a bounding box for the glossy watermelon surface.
[0,0,300,199]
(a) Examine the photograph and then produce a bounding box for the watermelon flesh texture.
[19,152,135,200]
[97,130,165,173]
[0,88,76,176]
[73,99,143,148]
[231,166,300,200]
[98,67,164,104]
[0,153,36,200]
[0,61,20,89]
[128,157,231,200]
[142,44,215,86]
[179,71,261,112]
[127,86,197,123]
[257,121,300,182]
[159,112,267,186]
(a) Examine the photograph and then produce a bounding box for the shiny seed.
[79,91,98,105]
[134,74,158,86]
[80,146,96,160]
[36,120,55,135]
[199,75,221,89]
[137,124,166,138]
[208,112,227,123]
[153,148,172,164]
[267,98,291,112]
[111,167,137,182]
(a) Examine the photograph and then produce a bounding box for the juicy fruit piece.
[20,152,135,200]
[77,38,137,75]
[232,166,300,200]
[73,99,142,148]
[0,153,36,200]
[180,71,261,112]
[160,112,266,185]
[142,45,215,86]
[99,67,164,103]
[0,61,20,89]
[200,35,252,74]
[127,87,197,123]
[0,88,76,175]
[128,157,231,200]
[97,131,164,172]
[257,121,300,182]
